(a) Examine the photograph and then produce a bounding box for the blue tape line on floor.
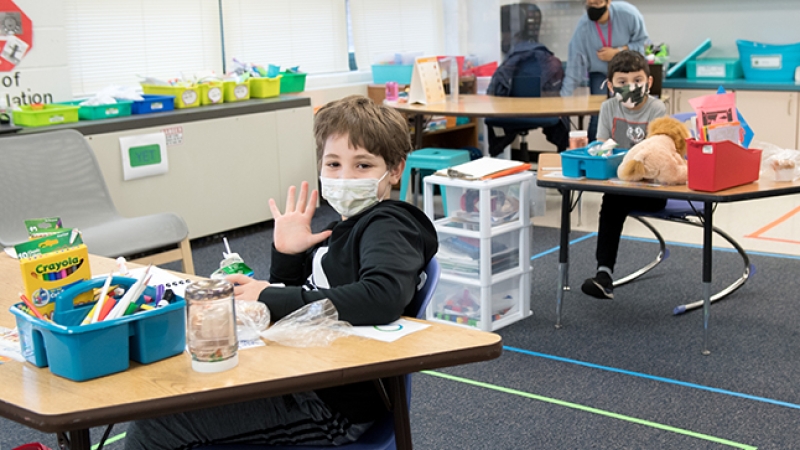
[504,346,800,411]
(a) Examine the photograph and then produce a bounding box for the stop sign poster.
[0,0,33,72]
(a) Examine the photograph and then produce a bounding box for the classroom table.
[390,94,606,149]
[536,153,800,355]
[0,254,502,450]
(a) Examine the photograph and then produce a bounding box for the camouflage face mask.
[613,83,649,109]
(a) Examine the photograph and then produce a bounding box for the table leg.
[57,429,91,450]
[412,114,424,150]
[556,189,572,329]
[389,375,413,450]
[702,201,713,355]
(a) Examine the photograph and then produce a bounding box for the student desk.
[0,254,502,450]
[536,153,800,355]
[390,94,606,149]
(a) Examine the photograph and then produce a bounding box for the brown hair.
[607,50,650,81]
[314,95,411,169]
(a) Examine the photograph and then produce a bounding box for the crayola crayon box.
[15,229,92,319]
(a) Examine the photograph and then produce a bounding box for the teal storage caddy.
[561,146,628,180]
[372,64,413,84]
[10,276,186,382]
[58,99,134,120]
[687,58,743,80]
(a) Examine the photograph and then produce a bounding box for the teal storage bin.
[561,146,628,180]
[10,276,186,382]
[58,99,133,120]
[687,58,743,80]
[372,64,414,84]
[737,40,800,82]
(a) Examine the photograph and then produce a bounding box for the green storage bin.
[223,80,250,102]
[141,84,201,108]
[687,58,743,80]
[12,104,80,127]
[279,71,306,93]
[249,76,281,98]
[58,99,133,120]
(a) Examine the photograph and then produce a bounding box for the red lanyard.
[595,16,612,48]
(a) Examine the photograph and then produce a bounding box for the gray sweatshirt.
[597,96,666,149]
[560,1,649,97]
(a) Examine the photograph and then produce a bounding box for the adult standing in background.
[560,0,649,142]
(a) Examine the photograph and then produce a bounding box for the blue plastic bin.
[10,276,186,382]
[561,147,628,180]
[131,95,176,114]
[736,40,800,82]
[372,64,414,84]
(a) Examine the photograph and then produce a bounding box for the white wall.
[462,0,800,67]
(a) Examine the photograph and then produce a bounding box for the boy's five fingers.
[226,274,253,285]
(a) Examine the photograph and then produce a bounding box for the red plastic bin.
[14,444,53,450]
[687,139,762,192]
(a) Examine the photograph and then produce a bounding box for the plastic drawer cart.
[423,171,532,331]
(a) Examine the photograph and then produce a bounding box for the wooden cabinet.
[736,91,798,150]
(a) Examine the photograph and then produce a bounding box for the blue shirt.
[560,1,649,97]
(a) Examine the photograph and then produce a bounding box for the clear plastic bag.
[235,300,270,341]
[259,299,353,347]
[754,140,800,182]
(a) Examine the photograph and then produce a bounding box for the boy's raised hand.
[269,181,332,255]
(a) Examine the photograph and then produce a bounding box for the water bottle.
[185,279,239,373]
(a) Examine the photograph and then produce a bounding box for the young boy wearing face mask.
[581,50,667,300]
[123,95,438,450]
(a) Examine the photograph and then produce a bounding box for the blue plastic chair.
[624,200,753,315]
[195,257,441,450]
[399,148,471,209]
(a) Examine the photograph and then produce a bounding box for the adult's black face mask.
[587,5,607,22]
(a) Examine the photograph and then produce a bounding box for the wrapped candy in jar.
[185,279,239,372]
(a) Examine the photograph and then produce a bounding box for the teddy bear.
[617,116,692,185]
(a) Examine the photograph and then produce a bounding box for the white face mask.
[320,172,389,218]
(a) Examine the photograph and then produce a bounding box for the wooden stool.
[399,148,471,208]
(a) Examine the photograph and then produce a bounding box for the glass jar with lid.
[185,279,239,372]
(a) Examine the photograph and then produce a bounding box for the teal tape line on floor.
[421,370,757,450]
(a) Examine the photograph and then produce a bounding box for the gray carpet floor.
[4,204,800,449]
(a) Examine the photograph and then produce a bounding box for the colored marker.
[123,302,138,316]
[98,297,117,321]
[18,293,45,320]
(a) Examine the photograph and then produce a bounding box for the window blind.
[349,0,445,70]
[65,0,223,97]
[221,0,349,74]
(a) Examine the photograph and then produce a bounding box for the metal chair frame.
[618,203,753,315]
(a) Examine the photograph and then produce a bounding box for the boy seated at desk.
[581,50,667,300]
[124,95,438,449]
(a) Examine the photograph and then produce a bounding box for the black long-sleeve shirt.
[258,200,438,423]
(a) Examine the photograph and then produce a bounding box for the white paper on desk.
[127,266,193,297]
[436,157,527,180]
[349,318,430,342]
[3,247,17,259]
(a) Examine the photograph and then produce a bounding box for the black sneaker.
[581,272,614,299]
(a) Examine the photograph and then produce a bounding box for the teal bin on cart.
[561,146,629,180]
[10,276,186,382]
[57,99,133,120]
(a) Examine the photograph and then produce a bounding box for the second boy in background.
[582,50,667,300]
